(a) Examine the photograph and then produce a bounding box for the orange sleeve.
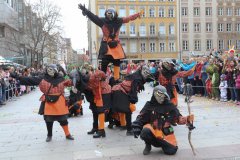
[122,13,140,23]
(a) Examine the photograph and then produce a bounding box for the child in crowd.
[219,74,228,102]
[235,63,240,105]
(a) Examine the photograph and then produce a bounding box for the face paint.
[153,90,166,104]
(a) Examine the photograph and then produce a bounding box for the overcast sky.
[46,0,89,50]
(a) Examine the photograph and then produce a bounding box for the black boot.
[46,136,52,142]
[143,143,152,155]
[119,126,127,130]
[126,129,134,136]
[87,128,98,135]
[108,123,114,129]
[93,129,106,138]
[66,134,74,140]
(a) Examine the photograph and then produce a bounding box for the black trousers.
[126,113,132,131]
[45,120,68,136]
[92,111,98,130]
[101,56,120,73]
[140,128,178,155]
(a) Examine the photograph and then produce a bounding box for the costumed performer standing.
[11,64,74,142]
[78,3,144,81]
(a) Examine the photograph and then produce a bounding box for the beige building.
[88,0,179,66]
[180,0,218,57]
[217,0,240,53]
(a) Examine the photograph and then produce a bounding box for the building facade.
[88,0,179,65]
[0,0,75,67]
[217,0,240,53]
[180,0,218,57]
[0,0,20,60]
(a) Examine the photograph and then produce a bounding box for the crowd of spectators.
[113,52,240,105]
[0,66,43,106]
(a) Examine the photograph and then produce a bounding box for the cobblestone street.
[0,85,240,160]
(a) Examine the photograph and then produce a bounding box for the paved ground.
[1,85,240,160]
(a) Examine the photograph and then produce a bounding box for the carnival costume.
[158,59,195,106]
[12,64,74,142]
[206,59,220,100]
[78,4,143,80]
[132,85,194,155]
[75,69,111,138]
[111,66,154,135]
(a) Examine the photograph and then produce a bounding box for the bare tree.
[24,0,63,68]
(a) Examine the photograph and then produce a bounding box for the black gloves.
[132,127,142,138]
[78,3,87,16]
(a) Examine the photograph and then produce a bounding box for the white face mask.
[47,67,56,77]
[141,66,151,80]
[153,90,166,104]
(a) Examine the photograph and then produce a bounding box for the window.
[218,8,223,16]
[150,24,155,35]
[130,24,136,36]
[168,8,174,17]
[129,7,136,15]
[169,42,175,51]
[149,7,155,17]
[99,7,105,17]
[159,7,165,17]
[182,40,188,51]
[150,43,155,52]
[206,40,212,50]
[18,2,23,12]
[228,40,232,48]
[194,23,200,32]
[122,42,127,52]
[182,7,188,16]
[182,23,188,32]
[227,8,232,16]
[218,40,224,50]
[236,8,240,16]
[194,7,200,16]
[205,7,212,16]
[139,24,146,36]
[0,26,5,37]
[218,23,223,32]
[119,8,126,17]
[120,24,126,34]
[159,24,165,34]
[140,43,146,52]
[19,17,23,28]
[130,41,137,53]
[236,40,240,49]
[206,23,212,32]
[169,24,174,35]
[227,23,232,32]
[160,43,165,52]
[194,40,201,51]
[236,23,240,32]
